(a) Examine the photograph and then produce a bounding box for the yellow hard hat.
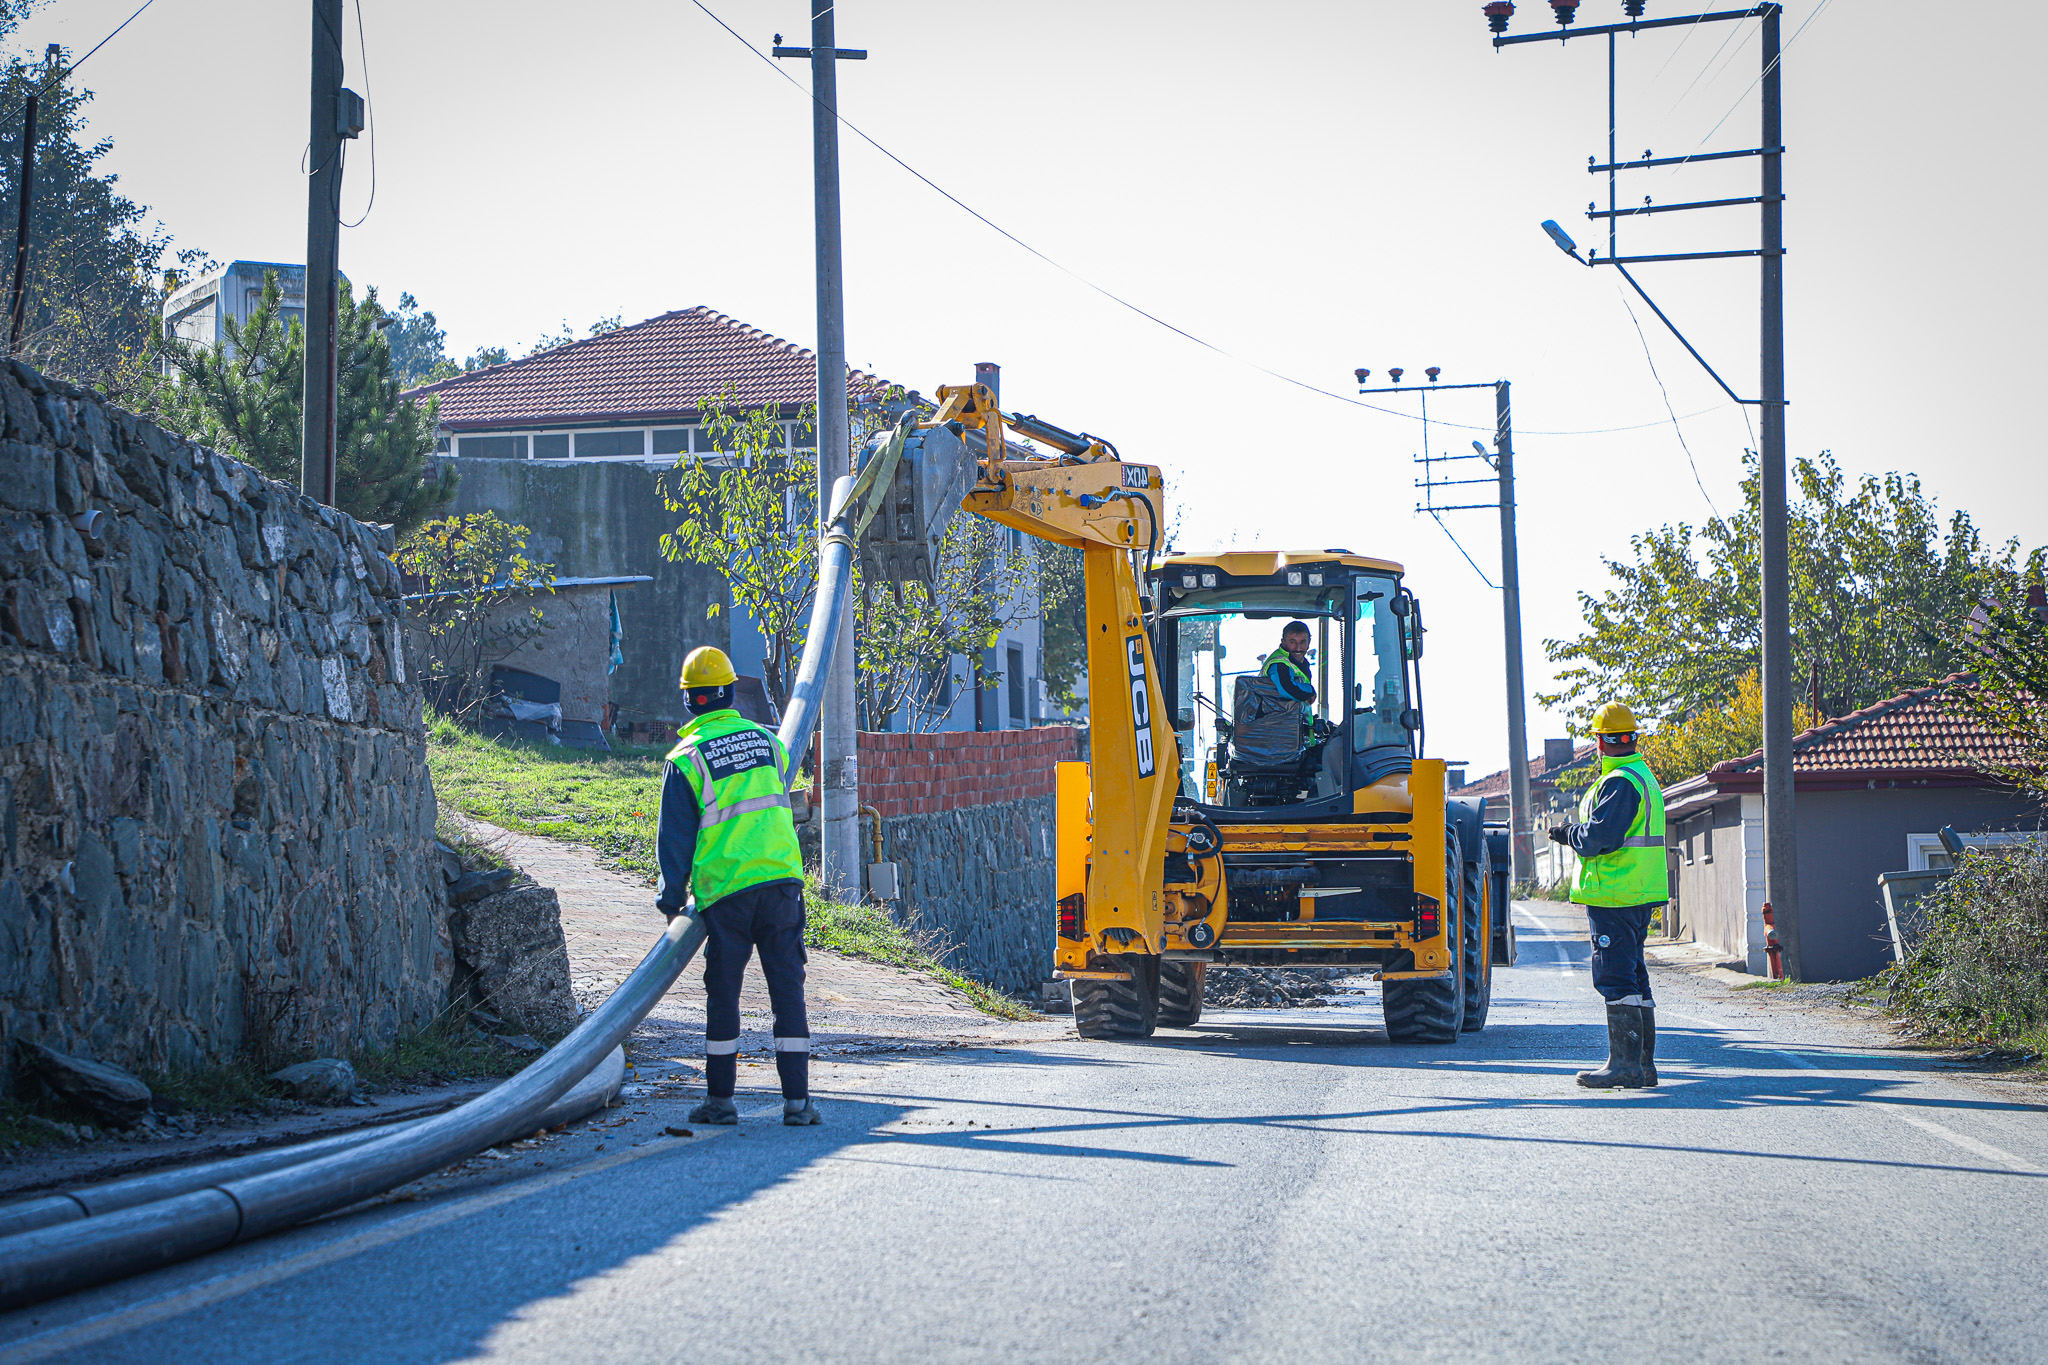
[1591,701,1639,735]
[680,646,737,689]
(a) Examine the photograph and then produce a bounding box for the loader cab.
[1152,551,1421,815]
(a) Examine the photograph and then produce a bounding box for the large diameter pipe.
[0,476,866,1310]
[0,915,700,1309]
[777,475,857,781]
[0,1048,625,1243]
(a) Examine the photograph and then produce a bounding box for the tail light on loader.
[1058,894,1086,940]
[1414,895,1442,942]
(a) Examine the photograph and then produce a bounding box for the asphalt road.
[5,903,2047,1364]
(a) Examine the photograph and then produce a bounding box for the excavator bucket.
[852,420,975,588]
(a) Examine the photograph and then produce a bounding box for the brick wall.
[858,726,1082,818]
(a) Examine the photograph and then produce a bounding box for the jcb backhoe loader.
[858,381,1511,1042]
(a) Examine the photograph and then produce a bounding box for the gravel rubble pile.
[1204,968,1364,1009]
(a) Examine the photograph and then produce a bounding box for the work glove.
[1547,824,1571,847]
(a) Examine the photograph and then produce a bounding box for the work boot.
[1576,1003,1647,1089]
[1639,1004,1658,1087]
[783,1098,822,1126]
[688,1095,739,1125]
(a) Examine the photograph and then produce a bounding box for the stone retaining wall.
[0,361,447,1085]
[796,727,1078,992]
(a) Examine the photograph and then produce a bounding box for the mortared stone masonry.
[0,360,448,1085]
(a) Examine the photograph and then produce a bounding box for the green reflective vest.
[667,709,804,909]
[1569,754,1670,908]
[1261,650,1314,715]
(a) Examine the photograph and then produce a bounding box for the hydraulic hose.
[0,476,866,1310]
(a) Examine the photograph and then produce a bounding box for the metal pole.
[809,0,859,899]
[1757,3,1800,976]
[1607,32,1618,262]
[300,0,343,507]
[1495,381,1534,885]
[7,80,39,355]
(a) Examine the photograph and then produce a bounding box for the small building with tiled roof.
[1462,738,1599,824]
[1662,674,2044,981]
[405,306,1051,739]
[404,306,893,460]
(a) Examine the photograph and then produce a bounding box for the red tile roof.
[403,307,895,431]
[1706,674,2027,778]
[1461,741,1598,801]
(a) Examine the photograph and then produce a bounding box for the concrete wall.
[438,458,727,729]
[0,361,448,1080]
[1794,785,2047,982]
[796,726,1081,992]
[1671,784,2048,981]
[463,584,618,727]
[1670,798,1758,971]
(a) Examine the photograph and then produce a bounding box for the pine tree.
[159,270,456,533]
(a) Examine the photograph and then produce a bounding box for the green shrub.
[1884,838,2048,1044]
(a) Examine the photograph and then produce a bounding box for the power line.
[1428,508,1498,589]
[0,0,157,132]
[338,0,376,228]
[1678,0,1837,165]
[1617,286,1721,520]
[687,0,1732,442]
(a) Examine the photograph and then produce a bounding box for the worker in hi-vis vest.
[657,646,819,1126]
[1548,701,1669,1090]
[1259,620,1318,721]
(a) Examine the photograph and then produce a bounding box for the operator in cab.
[1260,620,1318,721]
[658,647,820,1127]
[1548,702,1669,1090]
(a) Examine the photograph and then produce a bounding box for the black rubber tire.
[1074,955,1160,1039]
[1383,827,1466,1044]
[1460,833,1493,1033]
[1157,961,1205,1027]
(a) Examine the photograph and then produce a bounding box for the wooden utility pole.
[301,0,355,507]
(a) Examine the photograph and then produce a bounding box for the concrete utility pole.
[1755,6,1800,976]
[7,46,58,356]
[1494,382,1534,886]
[301,0,353,508]
[776,6,867,899]
[1372,369,1534,873]
[1492,2,1800,975]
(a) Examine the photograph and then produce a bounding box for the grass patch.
[1515,880,1574,903]
[426,711,670,881]
[427,715,1033,1021]
[802,875,1035,1021]
[1733,978,1799,991]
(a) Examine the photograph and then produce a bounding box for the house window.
[459,434,527,459]
[434,435,450,453]
[1908,830,2035,871]
[652,428,692,456]
[1006,643,1025,727]
[1701,819,1713,864]
[532,433,569,459]
[575,430,646,459]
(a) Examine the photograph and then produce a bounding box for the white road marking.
[0,1102,788,1365]
[1758,1042,2044,1175]
[1519,905,2044,1176]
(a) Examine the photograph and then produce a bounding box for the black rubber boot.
[1576,1003,1647,1089]
[1639,1004,1658,1087]
[688,1096,739,1125]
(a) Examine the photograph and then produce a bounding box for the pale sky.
[23,0,2045,774]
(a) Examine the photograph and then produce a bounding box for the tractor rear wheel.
[1157,961,1206,1027]
[1460,833,1493,1032]
[1074,955,1161,1039]
[1383,828,1467,1044]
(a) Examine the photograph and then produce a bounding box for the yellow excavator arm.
[910,382,1179,958]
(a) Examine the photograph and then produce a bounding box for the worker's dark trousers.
[1585,903,1660,1004]
[700,880,809,1101]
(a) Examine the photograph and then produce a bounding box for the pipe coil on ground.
[0,477,859,1310]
